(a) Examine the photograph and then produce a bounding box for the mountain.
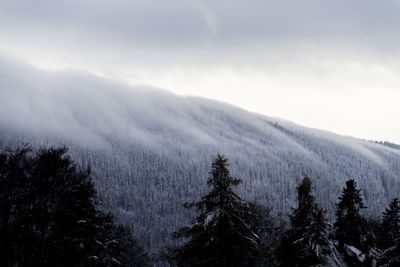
[1,57,400,256]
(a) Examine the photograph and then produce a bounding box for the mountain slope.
[1,57,400,254]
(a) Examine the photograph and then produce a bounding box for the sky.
[1,0,400,143]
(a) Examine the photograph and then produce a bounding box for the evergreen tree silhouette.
[334,179,366,251]
[0,146,31,266]
[168,154,262,266]
[381,198,400,249]
[0,146,148,267]
[379,198,400,266]
[278,176,340,267]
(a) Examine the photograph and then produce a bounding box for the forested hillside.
[1,58,400,257]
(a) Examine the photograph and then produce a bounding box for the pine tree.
[359,230,378,267]
[278,176,340,267]
[381,198,400,249]
[290,176,315,233]
[378,198,400,266]
[0,146,31,266]
[309,207,341,266]
[246,203,285,266]
[0,146,148,267]
[334,179,366,251]
[168,154,262,266]
[379,238,400,267]
[109,224,150,267]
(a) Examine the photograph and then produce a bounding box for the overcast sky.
[1,0,400,143]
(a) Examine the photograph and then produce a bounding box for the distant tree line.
[0,146,149,267]
[373,141,400,150]
[165,154,400,267]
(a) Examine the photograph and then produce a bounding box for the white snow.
[204,211,218,227]
[344,244,365,262]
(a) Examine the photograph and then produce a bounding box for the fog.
[1,1,400,143]
[0,56,227,149]
[0,56,396,165]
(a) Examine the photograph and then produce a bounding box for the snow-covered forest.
[2,146,400,266]
[1,59,400,265]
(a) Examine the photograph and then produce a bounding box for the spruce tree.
[0,146,148,267]
[0,146,31,266]
[335,179,366,252]
[168,154,262,266]
[278,176,340,267]
[379,198,400,266]
[380,239,400,267]
[381,198,400,249]
[359,230,378,267]
[246,203,285,266]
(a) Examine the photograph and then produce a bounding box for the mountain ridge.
[1,57,400,254]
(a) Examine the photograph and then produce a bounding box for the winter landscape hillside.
[1,57,400,256]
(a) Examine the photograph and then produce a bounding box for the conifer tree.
[334,179,366,251]
[246,203,285,266]
[278,176,340,267]
[380,239,400,267]
[359,230,378,267]
[381,198,400,249]
[168,154,262,266]
[379,198,400,266]
[0,146,148,267]
[0,146,31,266]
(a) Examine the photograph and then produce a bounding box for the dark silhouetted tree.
[167,154,262,266]
[380,240,400,267]
[359,230,378,267]
[334,179,366,251]
[278,176,340,267]
[0,146,31,266]
[381,198,400,249]
[246,203,286,266]
[378,198,400,266]
[0,146,148,267]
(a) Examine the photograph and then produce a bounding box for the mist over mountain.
[1,57,400,256]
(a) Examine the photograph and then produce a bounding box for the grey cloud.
[0,0,208,47]
[1,0,400,49]
[1,0,400,76]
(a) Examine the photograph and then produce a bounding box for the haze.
[1,0,400,143]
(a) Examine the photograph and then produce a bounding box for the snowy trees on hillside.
[2,117,400,258]
[3,142,400,265]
